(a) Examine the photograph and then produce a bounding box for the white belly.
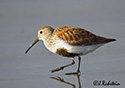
[46,38,104,56]
[68,44,104,55]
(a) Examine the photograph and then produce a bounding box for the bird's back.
[52,26,116,46]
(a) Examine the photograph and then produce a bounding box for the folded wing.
[53,26,116,46]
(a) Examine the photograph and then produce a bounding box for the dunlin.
[25,26,116,75]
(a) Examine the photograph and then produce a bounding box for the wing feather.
[53,26,114,46]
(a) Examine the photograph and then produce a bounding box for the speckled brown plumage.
[53,26,116,46]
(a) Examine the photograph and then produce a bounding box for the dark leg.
[51,58,75,73]
[77,56,81,73]
[65,56,81,75]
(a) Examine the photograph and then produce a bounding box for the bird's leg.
[65,56,81,75]
[51,58,75,73]
[77,56,81,73]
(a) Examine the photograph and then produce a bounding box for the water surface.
[0,0,125,88]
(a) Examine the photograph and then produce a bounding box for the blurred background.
[0,0,125,88]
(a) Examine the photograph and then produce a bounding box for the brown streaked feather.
[53,26,116,46]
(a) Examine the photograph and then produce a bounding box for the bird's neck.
[42,30,54,51]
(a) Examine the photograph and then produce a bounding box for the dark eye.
[40,31,43,34]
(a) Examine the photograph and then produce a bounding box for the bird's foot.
[65,71,81,75]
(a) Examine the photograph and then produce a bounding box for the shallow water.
[0,0,125,88]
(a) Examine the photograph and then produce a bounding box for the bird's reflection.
[50,74,81,88]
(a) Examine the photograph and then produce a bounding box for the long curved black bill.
[25,38,39,54]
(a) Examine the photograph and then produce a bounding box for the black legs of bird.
[51,56,81,75]
[66,57,81,75]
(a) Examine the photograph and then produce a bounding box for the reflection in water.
[50,75,81,88]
